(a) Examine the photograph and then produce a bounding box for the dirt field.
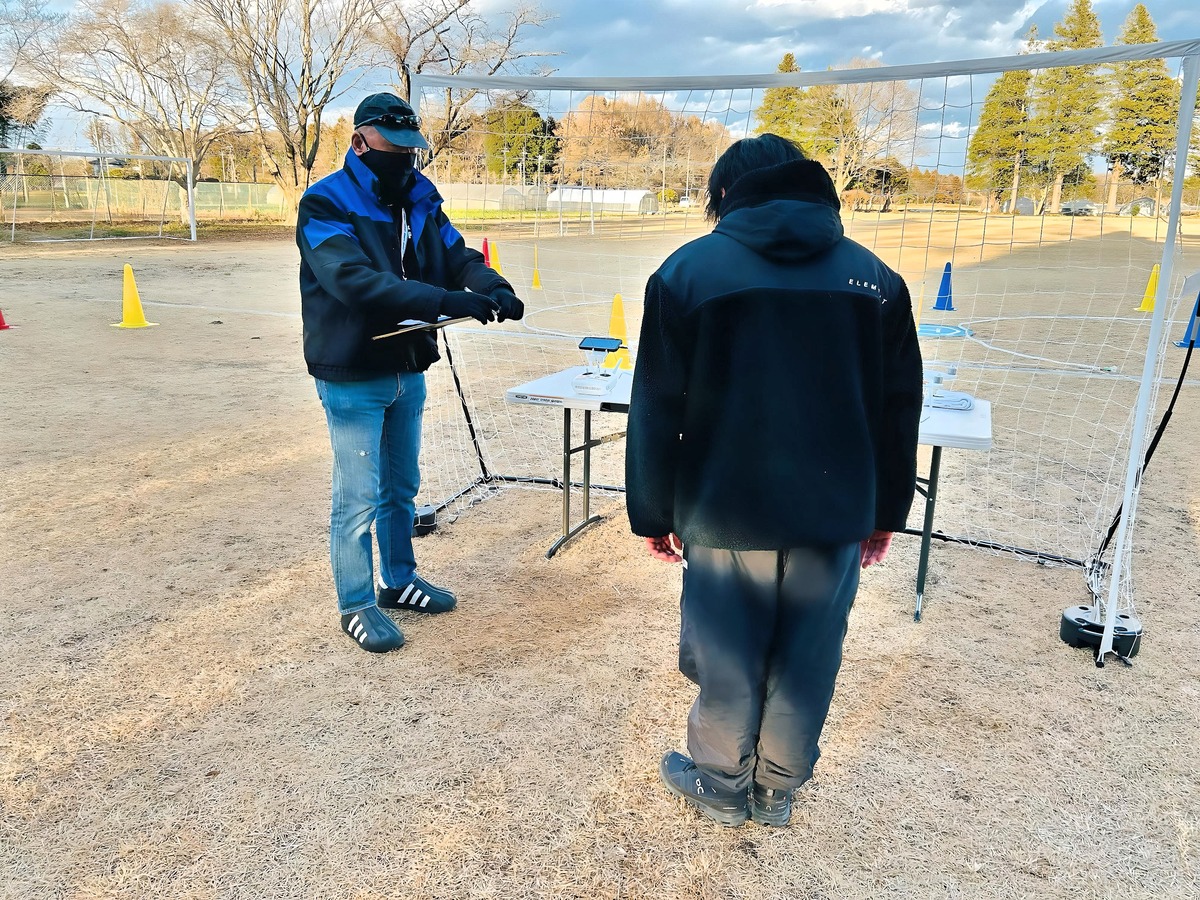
[1,218,1199,900]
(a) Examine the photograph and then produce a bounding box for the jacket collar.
[342,149,439,211]
[343,150,442,244]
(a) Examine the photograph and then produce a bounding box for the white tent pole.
[1098,52,1200,659]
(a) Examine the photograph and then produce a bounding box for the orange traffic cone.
[482,238,492,268]
[0,308,12,330]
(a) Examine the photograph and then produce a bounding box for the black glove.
[491,287,525,323]
[440,290,498,325]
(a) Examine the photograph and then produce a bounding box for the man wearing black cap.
[297,92,525,653]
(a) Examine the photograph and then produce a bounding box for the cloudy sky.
[37,0,1199,155]
[503,0,1198,77]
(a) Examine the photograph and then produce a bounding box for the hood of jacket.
[713,158,844,264]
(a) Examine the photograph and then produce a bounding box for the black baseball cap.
[353,93,429,150]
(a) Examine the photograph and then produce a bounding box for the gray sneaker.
[659,751,749,827]
[750,783,792,826]
[378,575,457,613]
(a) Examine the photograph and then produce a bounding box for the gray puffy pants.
[679,541,861,792]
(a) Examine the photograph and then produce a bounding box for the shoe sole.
[750,790,792,827]
[750,807,791,827]
[342,629,405,653]
[659,762,749,827]
[377,602,454,614]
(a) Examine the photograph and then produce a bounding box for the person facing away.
[625,133,923,826]
[296,92,525,653]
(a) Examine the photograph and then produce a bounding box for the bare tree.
[194,0,377,213]
[803,59,922,195]
[28,0,242,184]
[1,0,60,84]
[1,0,58,149]
[557,94,729,193]
[368,0,555,160]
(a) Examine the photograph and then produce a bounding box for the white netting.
[407,41,1200,635]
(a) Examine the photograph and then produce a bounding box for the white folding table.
[506,366,633,558]
[506,366,993,618]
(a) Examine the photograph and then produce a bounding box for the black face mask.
[360,147,416,196]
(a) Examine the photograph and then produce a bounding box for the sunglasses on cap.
[358,113,421,130]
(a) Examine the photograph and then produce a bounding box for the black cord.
[1090,323,1195,576]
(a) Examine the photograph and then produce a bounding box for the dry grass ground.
[1,217,1198,899]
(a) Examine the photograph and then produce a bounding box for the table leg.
[582,410,592,521]
[546,407,608,559]
[556,408,572,550]
[914,445,942,622]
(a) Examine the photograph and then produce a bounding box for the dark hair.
[705,133,806,222]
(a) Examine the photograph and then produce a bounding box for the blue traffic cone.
[933,262,955,311]
[1175,294,1200,348]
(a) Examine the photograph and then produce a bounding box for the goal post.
[1091,51,1200,662]
[0,148,197,242]
[403,39,1200,663]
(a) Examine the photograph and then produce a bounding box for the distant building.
[546,188,659,215]
[1001,196,1035,215]
[88,157,131,177]
[433,182,547,211]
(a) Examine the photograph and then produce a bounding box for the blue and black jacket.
[626,159,924,549]
[297,151,510,381]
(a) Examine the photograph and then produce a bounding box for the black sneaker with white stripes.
[340,606,405,653]
[378,575,457,614]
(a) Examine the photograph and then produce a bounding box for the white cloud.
[918,121,968,139]
[753,0,918,16]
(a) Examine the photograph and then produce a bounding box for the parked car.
[1061,200,1101,216]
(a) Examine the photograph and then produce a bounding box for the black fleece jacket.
[626,159,923,550]
[297,151,510,381]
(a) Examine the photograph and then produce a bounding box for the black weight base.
[412,504,437,537]
[1060,605,1142,664]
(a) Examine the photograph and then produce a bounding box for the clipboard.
[372,316,472,341]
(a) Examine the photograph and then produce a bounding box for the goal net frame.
[0,147,198,242]
[407,38,1200,663]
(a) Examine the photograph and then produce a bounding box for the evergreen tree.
[966,57,1033,212]
[754,54,808,147]
[1102,4,1181,210]
[1026,0,1104,214]
[482,99,558,182]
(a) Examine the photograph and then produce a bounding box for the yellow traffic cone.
[490,241,504,277]
[531,245,542,289]
[602,293,632,370]
[112,264,157,328]
[1137,264,1159,312]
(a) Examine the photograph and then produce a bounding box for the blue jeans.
[315,373,426,615]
